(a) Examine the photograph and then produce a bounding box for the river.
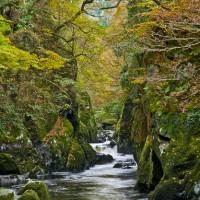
[38,138,148,200]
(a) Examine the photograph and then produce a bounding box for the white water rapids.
[39,131,148,200]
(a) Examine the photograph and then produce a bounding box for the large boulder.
[0,153,20,175]
[17,181,50,200]
[113,158,136,169]
[95,153,114,164]
[148,179,184,200]
[66,139,86,172]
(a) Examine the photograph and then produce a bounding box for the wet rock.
[97,138,105,143]
[0,188,14,200]
[29,166,45,179]
[148,179,184,200]
[17,181,50,200]
[113,163,123,168]
[194,181,200,196]
[0,153,20,175]
[110,139,117,148]
[95,153,114,164]
[113,159,136,169]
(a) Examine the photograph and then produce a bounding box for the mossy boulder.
[137,135,154,191]
[0,188,14,200]
[143,112,200,199]
[29,166,44,179]
[17,190,40,200]
[149,178,184,200]
[137,135,163,191]
[44,117,74,171]
[66,139,86,172]
[78,139,96,167]
[0,153,20,175]
[17,181,50,200]
[0,133,45,175]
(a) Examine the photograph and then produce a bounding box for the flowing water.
[37,132,148,200]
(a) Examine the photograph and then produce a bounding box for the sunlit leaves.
[38,50,66,70]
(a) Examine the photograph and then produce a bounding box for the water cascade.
[38,129,148,200]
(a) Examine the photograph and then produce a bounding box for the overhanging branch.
[55,0,94,32]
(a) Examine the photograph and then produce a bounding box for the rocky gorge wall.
[117,100,200,199]
[0,0,97,176]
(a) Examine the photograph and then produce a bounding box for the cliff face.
[116,0,200,199]
[0,0,97,174]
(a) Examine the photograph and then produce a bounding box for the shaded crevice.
[152,150,163,187]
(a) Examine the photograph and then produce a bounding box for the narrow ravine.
[38,130,148,200]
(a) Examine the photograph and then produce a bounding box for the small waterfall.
[90,141,117,154]
[90,129,118,155]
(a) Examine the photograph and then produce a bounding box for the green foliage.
[17,0,37,30]
[0,15,11,33]
[95,100,123,125]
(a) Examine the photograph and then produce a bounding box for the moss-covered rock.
[17,190,40,200]
[0,153,20,175]
[137,135,164,191]
[149,178,184,200]
[66,139,86,172]
[142,112,200,199]
[0,133,45,175]
[17,181,50,200]
[0,188,14,200]
[77,91,97,142]
[44,117,74,171]
[137,135,154,191]
[29,166,44,179]
[78,139,96,167]
[117,98,134,154]
[131,99,150,163]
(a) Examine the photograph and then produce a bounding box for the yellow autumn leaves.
[0,15,66,72]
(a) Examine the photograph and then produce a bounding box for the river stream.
[37,133,148,200]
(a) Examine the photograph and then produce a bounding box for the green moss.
[78,139,96,167]
[29,166,43,179]
[66,139,86,172]
[183,137,200,198]
[0,188,14,200]
[117,98,135,153]
[44,117,74,171]
[17,181,50,200]
[149,178,183,200]
[137,135,154,190]
[77,91,97,142]
[147,113,200,198]
[0,153,20,175]
[17,190,40,200]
